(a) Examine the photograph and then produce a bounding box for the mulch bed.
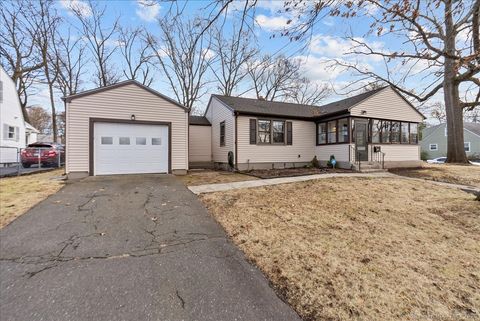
[241,167,352,179]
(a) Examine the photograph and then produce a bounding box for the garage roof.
[63,80,187,111]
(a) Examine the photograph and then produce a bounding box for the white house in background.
[0,66,39,165]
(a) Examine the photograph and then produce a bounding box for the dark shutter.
[286,121,292,145]
[249,119,257,144]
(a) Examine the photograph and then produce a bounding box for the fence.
[0,146,65,177]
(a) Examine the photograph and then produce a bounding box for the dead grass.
[244,167,351,179]
[0,169,64,228]
[201,178,480,321]
[391,164,480,187]
[179,170,257,186]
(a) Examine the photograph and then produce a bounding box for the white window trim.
[464,142,471,152]
[429,143,438,151]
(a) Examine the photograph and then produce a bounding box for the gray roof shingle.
[465,122,480,137]
[189,115,211,126]
[212,86,387,119]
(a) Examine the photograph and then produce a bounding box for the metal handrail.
[370,145,386,169]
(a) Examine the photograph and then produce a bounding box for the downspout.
[234,112,238,171]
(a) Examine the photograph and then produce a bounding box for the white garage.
[64,80,189,178]
[93,122,169,175]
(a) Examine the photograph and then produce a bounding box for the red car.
[21,143,65,168]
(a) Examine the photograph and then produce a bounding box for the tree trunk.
[48,82,57,142]
[444,0,468,163]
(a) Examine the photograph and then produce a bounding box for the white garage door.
[94,122,169,175]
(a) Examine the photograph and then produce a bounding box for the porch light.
[361,110,367,115]
[131,114,136,121]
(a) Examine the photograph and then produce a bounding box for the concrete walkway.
[188,172,480,195]
[188,172,392,194]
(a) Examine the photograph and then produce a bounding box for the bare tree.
[147,16,214,111]
[26,0,61,141]
[71,0,120,87]
[54,28,87,97]
[27,105,51,133]
[247,55,302,101]
[280,0,480,163]
[429,102,448,123]
[119,26,154,86]
[210,1,258,96]
[286,78,331,105]
[0,0,44,122]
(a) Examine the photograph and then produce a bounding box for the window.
[327,121,337,143]
[401,122,409,143]
[371,120,381,143]
[220,121,225,146]
[152,138,161,145]
[429,144,438,151]
[464,142,471,152]
[119,137,130,145]
[410,123,418,144]
[391,121,400,143]
[272,120,285,143]
[8,126,15,139]
[338,118,349,143]
[317,123,327,144]
[136,137,146,145]
[258,120,271,143]
[381,121,391,143]
[101,136,113,145]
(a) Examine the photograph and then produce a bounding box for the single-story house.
[420,122,480,160]
[1,66,39,166]
[64,80,425,178]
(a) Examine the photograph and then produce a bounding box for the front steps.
[351,162,387,173]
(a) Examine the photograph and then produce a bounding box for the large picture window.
[381,121,391,143]
[258,120,271,143]
[410,123,418,144]
[391,121,400,143]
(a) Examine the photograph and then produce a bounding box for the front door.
[355,122,368,161]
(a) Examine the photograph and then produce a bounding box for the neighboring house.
[203,86,425,170]
[64,80,189,178]
[0,66,39,165]
[64,81,425,178]
[421,122,480,159]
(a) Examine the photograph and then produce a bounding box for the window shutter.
[249,119,257,144]
[286,121,292,145]
[15,127,20,141]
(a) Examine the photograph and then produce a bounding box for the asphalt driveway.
[0,175,300,321]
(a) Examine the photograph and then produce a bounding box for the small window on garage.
[152,138,161,145]
[136,137,147,145]
[429,143,438,151]
[101,137,113,144]
[119,137,130,145]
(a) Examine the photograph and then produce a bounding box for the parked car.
[21,142,65,168]
[426,157,447,164]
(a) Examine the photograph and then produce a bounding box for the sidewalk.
[188,172,392,194]
[188,172,480,196]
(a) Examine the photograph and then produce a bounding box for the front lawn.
[201,177,480,321]
[242,167,351,179]
[179,170,257,186]
[0,169,64,228]
[391,163,480,187]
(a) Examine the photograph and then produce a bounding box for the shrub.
[311,156,320,168]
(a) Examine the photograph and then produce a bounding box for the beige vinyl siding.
[314,144,351,162]
[204,97,235,163]
[350,87,424,122]
[188,125,212,162]
[369,144,420,161]
[237,116,316,163]
[66,83,188,173]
